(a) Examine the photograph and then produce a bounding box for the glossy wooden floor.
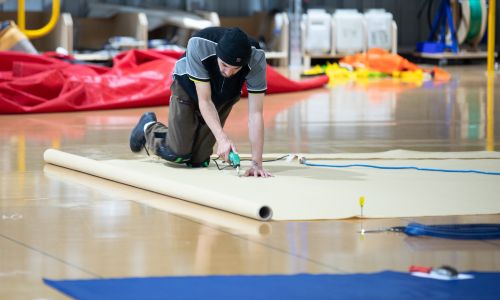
[1,65,500,299]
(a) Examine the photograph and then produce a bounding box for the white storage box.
[332,9,365,54]
[364,9,393,51]
[304,9,331,54]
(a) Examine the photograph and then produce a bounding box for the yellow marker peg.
[359,196,365,218]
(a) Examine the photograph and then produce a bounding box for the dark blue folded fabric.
[44,271,500,300]
[404,223,500,239]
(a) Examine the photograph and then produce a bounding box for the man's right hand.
[217,136,237,162]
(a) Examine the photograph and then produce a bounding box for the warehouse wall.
[1,0,498,53]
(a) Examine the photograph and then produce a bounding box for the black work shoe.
[129,112,157,152]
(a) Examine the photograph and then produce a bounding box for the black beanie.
[216,27,252,67]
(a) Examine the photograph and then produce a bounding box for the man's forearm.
[198,98,227,142]
[248,93,265,166]
[194,81,227,143]
[249,111,264,166]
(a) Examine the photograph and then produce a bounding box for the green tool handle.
[228,151,240,167]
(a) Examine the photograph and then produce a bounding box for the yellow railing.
[487,0,496,73]
[17,0,60,39]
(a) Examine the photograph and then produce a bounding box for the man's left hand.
[244,162,272,178]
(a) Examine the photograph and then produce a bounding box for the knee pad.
[155,144,191,164]
[186,159,210,168]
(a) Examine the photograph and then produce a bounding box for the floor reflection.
[0,66,499,299]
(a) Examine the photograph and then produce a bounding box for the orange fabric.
[340,48,450,81]
[341,49,418,73]
[432,66,452,82]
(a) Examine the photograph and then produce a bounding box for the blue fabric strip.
[404,223,500,240]
[44,271,500,300]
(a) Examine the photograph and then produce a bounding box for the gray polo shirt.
[172,27,267,108]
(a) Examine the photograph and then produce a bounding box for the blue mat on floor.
[44,271,500,300]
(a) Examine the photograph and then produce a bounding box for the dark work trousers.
[145,79,238,166]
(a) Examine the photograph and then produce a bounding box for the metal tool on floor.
[359,222,500,240]
[409,265,458,278]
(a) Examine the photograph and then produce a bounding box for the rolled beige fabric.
[43,149,273,221]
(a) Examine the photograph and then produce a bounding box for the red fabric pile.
[0,50,328,114]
